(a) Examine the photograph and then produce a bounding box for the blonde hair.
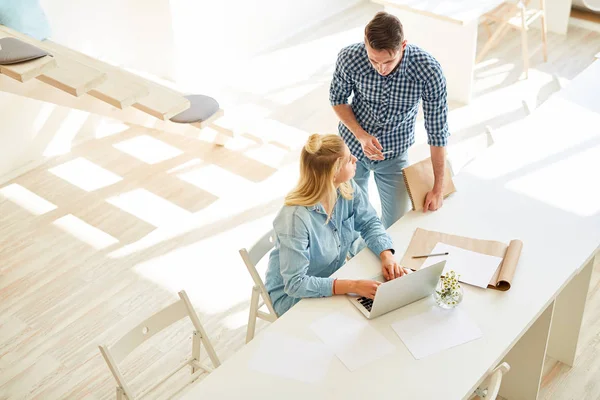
[285,134,354,221]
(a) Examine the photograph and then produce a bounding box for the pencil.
[412,252,449,259]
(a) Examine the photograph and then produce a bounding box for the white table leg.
[499,301,554,400]
[382,7,477,105]
[545,0,573,35]
[546,256,594,366]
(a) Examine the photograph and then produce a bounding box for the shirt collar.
[359,42,411,78]
[307,192,341,214]
[386,44,410,79]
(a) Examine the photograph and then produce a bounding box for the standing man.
[330,11,449,229]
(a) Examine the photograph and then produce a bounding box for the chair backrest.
[99,290,220,399]
[447,129,495,176]
[239,230,277,314]
[485,362,510,399]
[471,362,510,399]
[109,300,188,364]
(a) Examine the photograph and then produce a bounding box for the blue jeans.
[353,152,411,229]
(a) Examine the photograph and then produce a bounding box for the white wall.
[39,0,177,80]
[39,0,362,87]
[0,89,128,184]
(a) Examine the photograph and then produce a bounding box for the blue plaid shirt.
[330,43,449,161]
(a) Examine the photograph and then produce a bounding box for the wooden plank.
[0,30,57,82]
[42,40,150,109]
[132,86,190,121]
[42,40,190,119]
[0,25,188,118]
[0,28,106,96]
[88,79,149,109]
[0,56,57,83]
[36,57,106,97]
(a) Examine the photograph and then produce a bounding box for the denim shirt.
[265,180,394,316]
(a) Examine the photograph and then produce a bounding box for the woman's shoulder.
[273,205,312,234]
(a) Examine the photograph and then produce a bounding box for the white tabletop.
[371,0,506,24]
[181,62,600,399]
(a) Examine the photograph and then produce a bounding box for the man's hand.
[357,131,384,160]
[423,188,443,212]
[380,250,411,281]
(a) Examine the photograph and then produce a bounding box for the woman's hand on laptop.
[334,280,381,299]
[351,280,381,299]
[381,250,411,281]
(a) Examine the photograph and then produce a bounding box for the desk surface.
[371,0,506,24]
[181,61,600,399]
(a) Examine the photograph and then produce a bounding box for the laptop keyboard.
[358,296,373,312]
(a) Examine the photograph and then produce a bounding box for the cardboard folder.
[400,228,523,291]
[402,157,456,211]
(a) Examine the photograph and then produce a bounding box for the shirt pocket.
[355,79,380,103]
[340,213,358,248]
[389,98,418,117]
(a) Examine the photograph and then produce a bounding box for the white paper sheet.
[309,312,395,371]
[421,243,503,288]
[392,307,483,359]
[248,331,334,383]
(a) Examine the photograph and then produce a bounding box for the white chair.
[469,362,511,399]
[447,128,495,177]
[583,0,600,12]
[478,0,548,78]
[239,230,278,343]
[98,290,221,399]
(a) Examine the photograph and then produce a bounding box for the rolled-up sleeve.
[422,62,449,147]
[277,216,334,299]
[329,50,354,106]
[351,181,394,256]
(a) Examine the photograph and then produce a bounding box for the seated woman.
[265,133,410,316]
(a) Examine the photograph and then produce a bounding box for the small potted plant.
[433,270,463,309]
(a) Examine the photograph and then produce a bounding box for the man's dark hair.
[364,11,404,52]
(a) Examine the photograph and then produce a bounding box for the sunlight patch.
[178,164,253,198]
[166,158,204,174]
[505,144,600,217]
[43,109,89,157]
[245,143,289,168]
[113,135,183,164]
[0,184,57,215]
[53,214,119,249]
[95,120,130,139]
[49,157,122,192]
[106,188,191,227]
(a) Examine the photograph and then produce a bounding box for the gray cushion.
[170,94,220,124]
[0,37,49,65]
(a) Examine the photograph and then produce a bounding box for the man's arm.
[422,61,450,211]
[329,53,368,143]
[430,145,445,193]
[333,105,367,141]
[330,50,383,160]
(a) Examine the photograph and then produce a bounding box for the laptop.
[347,261,446,319]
